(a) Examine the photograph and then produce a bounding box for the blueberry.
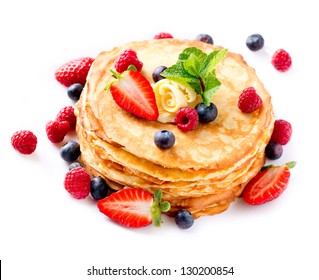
[154,130,175,149]
[67,83,83,101]
[195,102,218,123]
[90,176,110,200]
[60,141,81,162]
[69,161,82,170]
[246,34,264,51]
[152,66,167,83]
[174,209,194,229]
[265,141,283,160]
[195,34,214,44]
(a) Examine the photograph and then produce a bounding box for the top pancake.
[79,39,273,170]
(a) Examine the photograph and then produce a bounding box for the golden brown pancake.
[74,39,274,218]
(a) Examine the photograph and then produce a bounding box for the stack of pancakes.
[75,39,274,218]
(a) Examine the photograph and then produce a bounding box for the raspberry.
[154,32,174,39]
[114,49,143,73]
[56,106,76,130]
[270,119,292,145]
[11,130,37,155]
[64,166,91,199]
[238,87,263,113]
[271,49,292,72]
[46,120,70,143]
[174,107,199,132]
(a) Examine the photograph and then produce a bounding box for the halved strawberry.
[242,161,296,205]
[106,70,159,120]
[97,188,170,228]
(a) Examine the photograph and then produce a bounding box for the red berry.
[114,49,143,73]
[64,167,91,199]
[271,49,292,72]
[270,119,292,145]
[46,120,70,143]
[55,57,94,87]
[56,106,76,130]
[242,164,291,205]
[154,32,174,39]
[238,87,263,113]
[11,130,37,155]
[174,107,199,132]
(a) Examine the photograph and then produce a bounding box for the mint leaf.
[200,49,228,77]
[161,47,228,105]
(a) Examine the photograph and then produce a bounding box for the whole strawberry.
[46,120,70,143]
[114,49,143,73]
[11,130,37,155]
[271,49,292,72]
[55,57,94,87]
[64,166,91,199]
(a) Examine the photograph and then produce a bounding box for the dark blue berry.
[265,141,283,160]
[195,34,214,44]
[195,102,218,123]
[69,161,82,170]
[60,141,81,162]
[246,34,264,51]
[90,176,110,200]
[152,66,167,83]
[67,83,83,101]
[174,209,194,229]
[154,130,175,149]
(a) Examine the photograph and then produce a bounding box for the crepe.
[75,39,274,218]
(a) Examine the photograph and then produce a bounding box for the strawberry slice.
[242,161,296,205]
[106,70,159,120]
[97,188,170,228]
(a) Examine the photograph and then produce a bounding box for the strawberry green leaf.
[160,201,171,212]
[150,190,171,227]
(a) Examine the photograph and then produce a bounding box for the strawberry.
[97,188,170,228]
[242,161,296,205]
[55,57,94,87]
[106,70,159,120]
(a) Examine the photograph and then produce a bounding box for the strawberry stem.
[151,190,171,227]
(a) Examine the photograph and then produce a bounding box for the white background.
[0,0,318,279]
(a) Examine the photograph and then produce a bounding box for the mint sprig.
[161,47,228,105]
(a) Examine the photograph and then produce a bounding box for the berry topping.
[154,130,175,149]
[271,49,292,72]
[45,120,70,143]
[153,32,173,39]
[90,176,110,200]
[174,107,199,132]
[97,188,170,228]
[270,119,292,145]
[242,162,296,205]
[67,83,84,101]
[238,86,263,113]
[56,106,76,130]
[114,49,143,74]
[11,130,37,155]
[195,102,218,123]
[174,209,194,229]
[152,66,167,83]
[246,34,264,51]
[64,166,91,199]
[60,141,81,162]
[195,33,214,44]
[55,57,94,87]
[107,70,159,120]
[265,141,283,160]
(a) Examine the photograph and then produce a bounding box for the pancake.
[74,39,274,218]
